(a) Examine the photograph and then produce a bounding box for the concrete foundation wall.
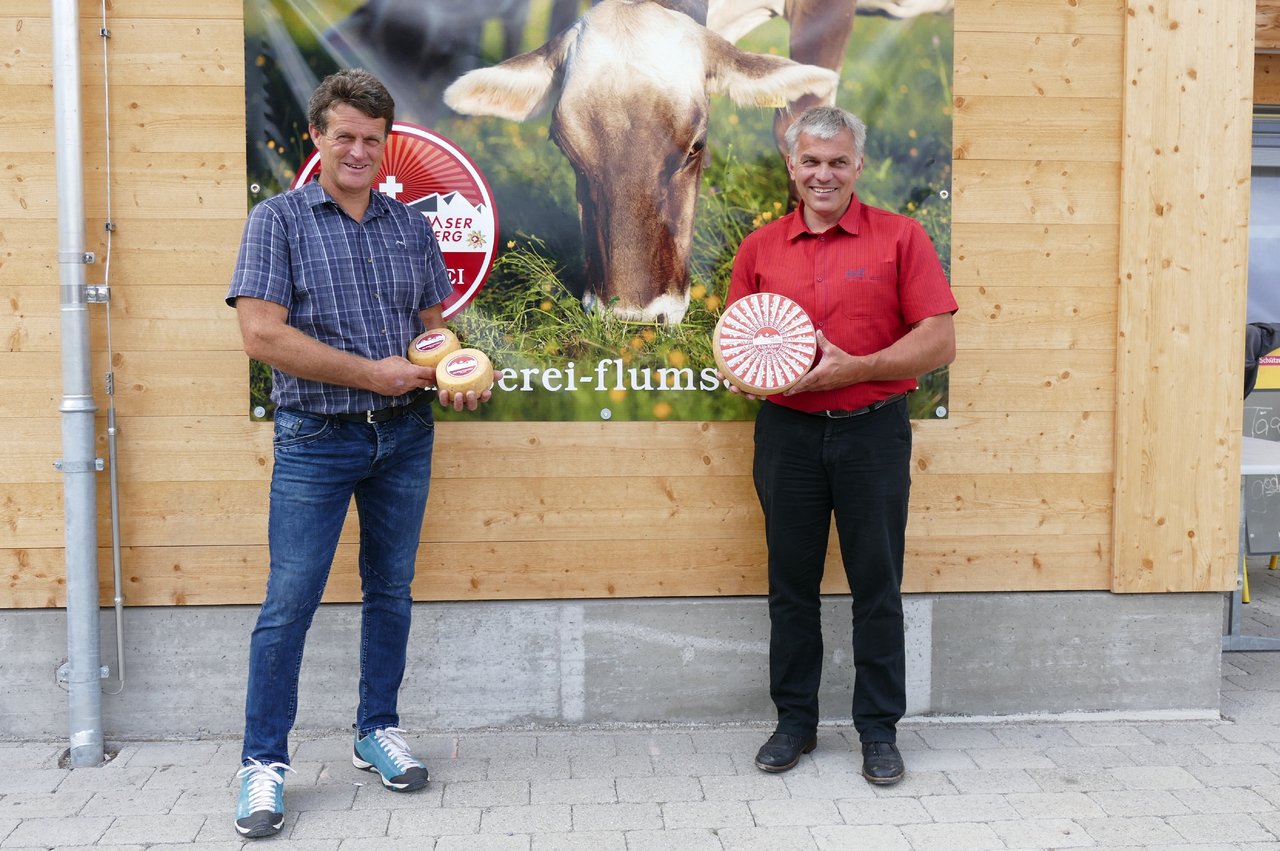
[0,592,1223,741]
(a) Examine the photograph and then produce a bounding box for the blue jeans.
[241,406,435,765]
[753,399,911,744]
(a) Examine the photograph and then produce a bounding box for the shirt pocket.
[840,260,899,319]
[376,231,428,309]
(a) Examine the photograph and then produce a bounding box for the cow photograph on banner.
[242,0,955,422]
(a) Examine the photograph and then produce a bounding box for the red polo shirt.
[727,194,957,413]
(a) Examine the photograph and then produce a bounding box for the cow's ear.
[443,24,578,121]
[704,34,838,109]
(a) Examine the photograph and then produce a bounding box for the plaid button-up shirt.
[227,180,453,414]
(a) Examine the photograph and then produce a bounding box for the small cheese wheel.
[435,348,494,396]
[713,292,817,396]
[408,327,462,367]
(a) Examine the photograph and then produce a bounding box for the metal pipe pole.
[52,0,104,768]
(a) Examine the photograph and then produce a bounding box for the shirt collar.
[299,178,389,220]
[786,193,863,240]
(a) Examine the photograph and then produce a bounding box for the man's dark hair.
[307,68,395,135]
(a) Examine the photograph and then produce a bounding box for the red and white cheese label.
[446,355,479,377]
[416,331,452,354]
[713,293,816,396]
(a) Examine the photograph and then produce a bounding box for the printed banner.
[243,0,955,422]
[1258,353,1280,392]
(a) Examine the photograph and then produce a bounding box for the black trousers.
[752,399,911,743]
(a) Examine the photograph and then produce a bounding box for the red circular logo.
[414,330,451,354]
[446,356,478,377]
[292,123,497,319]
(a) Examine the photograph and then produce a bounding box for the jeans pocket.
[406,407,436,434]
[273,408,335,450]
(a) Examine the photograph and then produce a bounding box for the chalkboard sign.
[1245,389,1280,554]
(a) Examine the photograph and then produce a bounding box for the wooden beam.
[955,0,1125,36]
[1259,0,1280,53]
[1257,52,1280,105]
[2,533,1111,607]
[952,160,1120,225]
[1113,1,1252,592]
[954,32,1123,98]
[951,223,1119,288]
[952,95,1121,163]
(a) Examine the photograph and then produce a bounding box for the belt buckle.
[824,408,855,419]
[365,409,378,424]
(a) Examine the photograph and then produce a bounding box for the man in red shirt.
[727,106,957,784]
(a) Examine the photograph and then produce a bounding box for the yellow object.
[1255,347,1280,390]
[436,348,495,395]
[1243,554,1251,605]
[407,327,461,367]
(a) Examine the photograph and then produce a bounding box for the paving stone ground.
[5,563,1280,850]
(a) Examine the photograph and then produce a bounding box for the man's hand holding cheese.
[783,317,956,396]
[405,326,493,411]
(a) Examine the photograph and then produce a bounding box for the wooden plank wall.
[0,0,1251,607]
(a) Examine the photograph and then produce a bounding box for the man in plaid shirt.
[225,68,487,839]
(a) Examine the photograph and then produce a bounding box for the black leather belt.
[807,392,907,419]
[333,394,430,424]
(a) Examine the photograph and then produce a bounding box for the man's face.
[786,129,863,227]
[310,103,388,200]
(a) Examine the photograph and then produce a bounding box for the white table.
[1224,436,1280,651]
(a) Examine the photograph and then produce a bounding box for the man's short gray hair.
[785,106,867,161]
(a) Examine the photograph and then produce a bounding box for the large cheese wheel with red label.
[435,348,494,396]
[407,327,462,367]
[713,292,817,396]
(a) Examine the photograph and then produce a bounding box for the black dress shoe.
[753,732,817,773]
[861,741,905,785]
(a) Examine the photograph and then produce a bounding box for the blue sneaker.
[234,759,291,838]
[353,726,429,791]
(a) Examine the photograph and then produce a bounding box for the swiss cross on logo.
[292,122,498,319]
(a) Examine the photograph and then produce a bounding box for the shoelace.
[371,726,420,772]
[237,759,293,811]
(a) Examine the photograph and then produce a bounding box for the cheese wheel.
[407,327,462,367]
[712,292,817,396]
[435,348,494,395]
